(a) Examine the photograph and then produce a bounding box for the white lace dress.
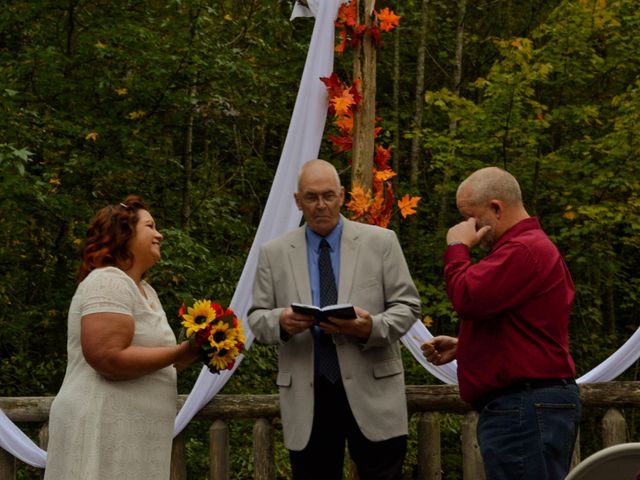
[44,267,178,480]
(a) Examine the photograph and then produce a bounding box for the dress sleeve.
[80,268,137,317]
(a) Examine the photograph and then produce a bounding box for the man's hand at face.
[446,217,491,249]
[279,307,315,336]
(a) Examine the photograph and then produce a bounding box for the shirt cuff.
[444,243,470,263]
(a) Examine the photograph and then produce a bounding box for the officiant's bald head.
[294,160,345,237]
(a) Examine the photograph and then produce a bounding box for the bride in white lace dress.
[44,196,198,480]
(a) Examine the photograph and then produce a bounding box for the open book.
[291,303,357,323]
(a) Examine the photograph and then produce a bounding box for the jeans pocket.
[534,402,579,472]
[478,403,524,479]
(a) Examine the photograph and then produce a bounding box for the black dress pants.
[289,376,407,480]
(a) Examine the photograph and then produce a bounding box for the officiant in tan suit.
[248,159,421,480]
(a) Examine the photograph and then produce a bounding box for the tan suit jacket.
[248,218,421,450]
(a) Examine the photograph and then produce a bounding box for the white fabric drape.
[172,0,345,436]
[1,0,639,468]
[0,409,47,468]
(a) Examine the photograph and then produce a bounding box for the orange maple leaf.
[331,89,355,117]
[375,8,400,32]
[370,182,394,228]
[397,194,421,218]
[336,2,357,28]
[346,184,372,220]
[374,168,397,185]
[335,112,354,133]
[335,29,348,53]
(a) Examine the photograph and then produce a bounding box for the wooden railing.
[2,381,640,479]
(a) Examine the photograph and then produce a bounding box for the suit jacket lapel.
[287,227,313,304]
[338,219,360,303]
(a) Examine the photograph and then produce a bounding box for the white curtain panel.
[1,0,638,468]
[172,0,346,436]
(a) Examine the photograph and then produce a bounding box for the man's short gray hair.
[458,167,522,206]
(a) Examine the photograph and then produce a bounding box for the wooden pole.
[417,412,442,479]
[0,447,15,480]
[461,411,485,480]
[602,408,627,447]
[253,418,275,480]
[351,0,376,191]
[210,419,229,480]
[170,431,187,480]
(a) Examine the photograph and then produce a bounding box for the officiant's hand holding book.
[291,303,357,324]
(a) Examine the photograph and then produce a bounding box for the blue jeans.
[476,382,581,480]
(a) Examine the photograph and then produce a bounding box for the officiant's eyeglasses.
[301,191,340,205]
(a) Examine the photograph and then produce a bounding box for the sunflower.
[205,321,245,372]
[207,321,237,348]
[181,300,216,337]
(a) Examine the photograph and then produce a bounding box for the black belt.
[472,378,576,412]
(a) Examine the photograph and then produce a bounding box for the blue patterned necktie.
[317,238,340,383]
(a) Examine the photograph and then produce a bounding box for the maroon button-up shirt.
[444,217,576,404]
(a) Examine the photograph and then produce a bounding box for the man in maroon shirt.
[422,167,581,480]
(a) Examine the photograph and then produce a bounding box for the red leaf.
[349,79,362,106]
[375,144,391,170]
[352,25,367,46]
[320,72,345,99]
[328,133,353,153]
[369,26,381,46]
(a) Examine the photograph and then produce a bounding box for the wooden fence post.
[253,418,274,480]
[602,408,627,447]
[571,429,581,469]
[461,411,484,480]
[417,412,441,479]
[0,447,16,480]
[170,430,187,480]
[38,423,48,480]
[210,419,229,480]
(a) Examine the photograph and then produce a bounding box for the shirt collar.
[492,217,541,251]
[305,216,344,253]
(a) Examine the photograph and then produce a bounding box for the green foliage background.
[1,0,639,478]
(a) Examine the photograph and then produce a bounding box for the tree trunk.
[406,0,430,257]
[180,7,200,229]
[409,0,430,188]
[351,0,376,191]
[391,0,401,229]
[437,0,466,232]
[180,83,196,229]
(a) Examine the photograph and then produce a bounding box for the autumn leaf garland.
[321,1,420,228]
[334,2,400,53]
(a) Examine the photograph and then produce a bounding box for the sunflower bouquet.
[178,299,246,374]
